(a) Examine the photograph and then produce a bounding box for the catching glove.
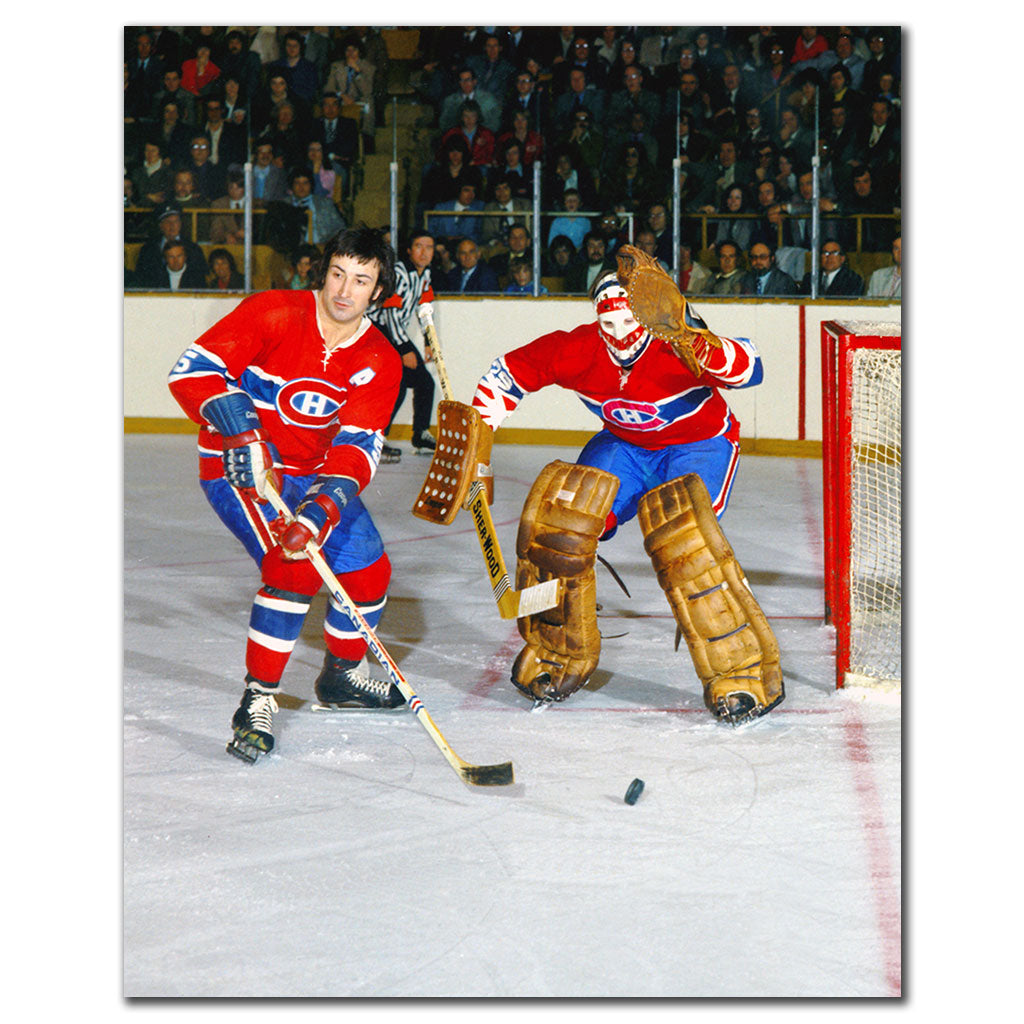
[614,244,723,376]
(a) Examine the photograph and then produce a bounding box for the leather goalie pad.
[511,461,619,703]
[638,473,785,724]
[411,401,493,525]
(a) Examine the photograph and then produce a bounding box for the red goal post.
[821,320,902,691]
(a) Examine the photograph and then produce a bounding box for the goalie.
[470,245,784,724]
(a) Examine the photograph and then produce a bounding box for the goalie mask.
[593,272,652,367]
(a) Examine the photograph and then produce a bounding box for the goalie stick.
[262,480,514,787]
[419,319,560,619]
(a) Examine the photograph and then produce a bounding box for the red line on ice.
[843,714,902,996]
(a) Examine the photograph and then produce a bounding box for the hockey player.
[369,229,439,462]
[470,250,784,723]
[167,227,407,764]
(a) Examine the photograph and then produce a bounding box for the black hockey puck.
[624,778,644,805]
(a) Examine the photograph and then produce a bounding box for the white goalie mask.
[593,273,651,367]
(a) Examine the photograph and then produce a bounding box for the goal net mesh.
[846,345,902,686]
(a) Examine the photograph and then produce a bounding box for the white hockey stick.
[263,480,514,786]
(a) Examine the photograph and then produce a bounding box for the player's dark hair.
[312,227,396,303]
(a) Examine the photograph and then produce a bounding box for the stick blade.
[459,760,515,786]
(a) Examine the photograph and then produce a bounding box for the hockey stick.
[420,319,559,619]
[262,481,514,787]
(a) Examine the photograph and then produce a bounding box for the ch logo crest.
[276,378,349,428]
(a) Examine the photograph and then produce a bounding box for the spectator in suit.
[133,203,208,285]
[250,141,289,204]
[709,63,759,138]
[468,34,518,104]
[428,182,485,245]
[440,67,502,133]
[442,237,500,293]
[741,240,799,296]
[860,29,898,99]
[269,31,320,104]
[131,139,173,207]
[489,224,534,278]
[834,29,866,90]
[606,65,661,132]
[839,164,896,252]
[127,31,166,107]
[209,170,248,244]
[801,240,864,296]
[202,97,247,169]
[184,134,227,201]
[552,34,608,94]
[691,138,754,214]
[207,247,245,290]
[856,97,900,192]
[544,149,598,211]
[565,231,609,294]
[481,176,531,249]
[311,93,359,192]
[324,34,377,143]
[140,239,208,291]
[709,240,746,295]
[493,140,530,199]
[553,68,605,133]
[502,69,548,135]
[866,234,902,299]
[218,30,261,102]
[251,68,310,138]
[156,98,193,167]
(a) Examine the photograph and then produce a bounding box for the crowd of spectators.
[124,26,902,298]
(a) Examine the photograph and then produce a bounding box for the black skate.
[312,654,406,711]
[226,684,279,763]
[380,444,401,464]
[412,431,436,454]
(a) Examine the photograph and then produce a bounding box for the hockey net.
[821,320,902,692]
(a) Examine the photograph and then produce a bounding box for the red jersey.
[168,290,402,489]
[472,321,762,450]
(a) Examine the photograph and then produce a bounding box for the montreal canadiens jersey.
[472,321,763,449]
[167,290,402,489]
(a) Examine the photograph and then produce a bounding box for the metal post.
[672,157,681,280]
[810,86,821,299]
[389,98,399,247]
[532,160,542,296]
[243,161,253,293]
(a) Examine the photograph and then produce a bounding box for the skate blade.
[226,737,264,764]
[310,702,409,713]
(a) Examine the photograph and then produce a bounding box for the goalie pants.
[201,472,390,684]
[577,430,740,537]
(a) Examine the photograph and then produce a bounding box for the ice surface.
[122,435,902,999]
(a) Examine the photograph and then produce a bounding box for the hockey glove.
[203,391,283,498]
[278,475,359,556]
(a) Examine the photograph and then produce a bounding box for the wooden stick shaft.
[262,482,513,784]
